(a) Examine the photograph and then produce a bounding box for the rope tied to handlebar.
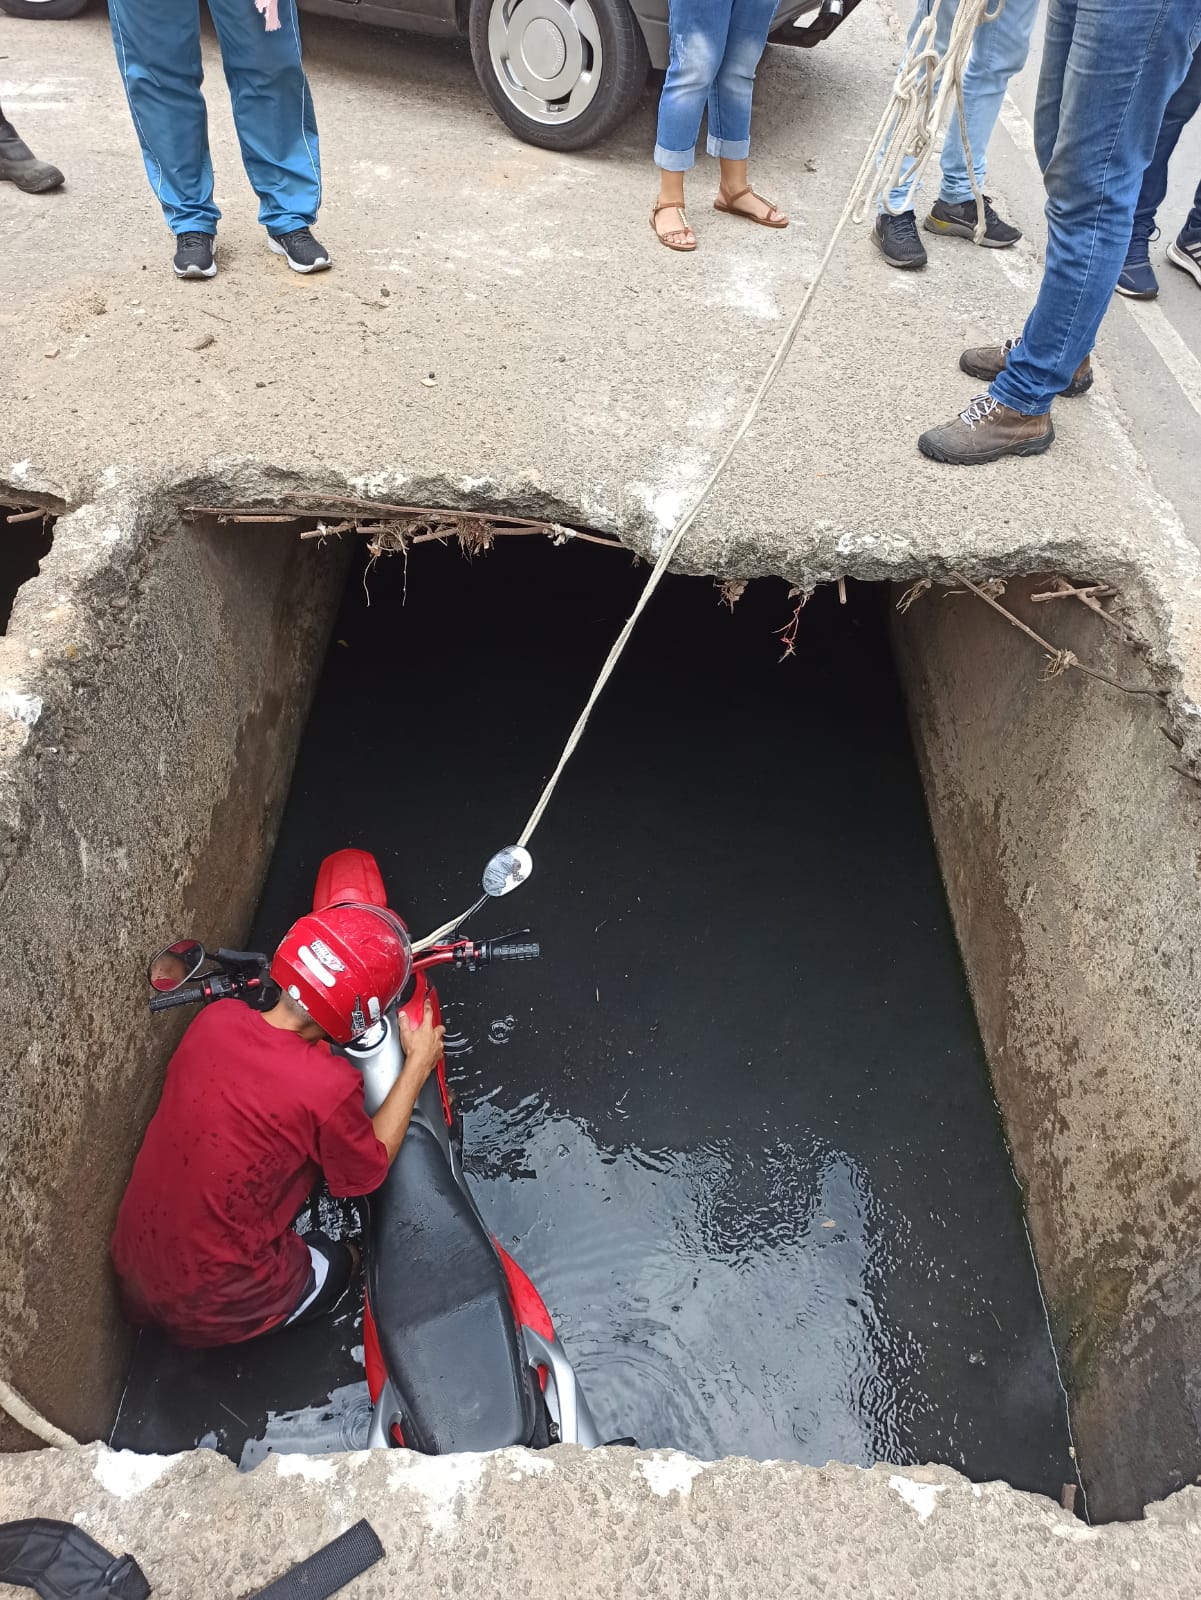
[412,0,1002,952]
[515,0,1002,843]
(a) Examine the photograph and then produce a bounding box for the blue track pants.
[109,0,321,237]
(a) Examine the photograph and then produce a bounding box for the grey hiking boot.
[959,336,1093,397]
[918,395,1054,465]
[0,117,64,193]
[925,195,1021,247]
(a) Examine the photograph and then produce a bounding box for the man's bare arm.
[371,999,445,1163]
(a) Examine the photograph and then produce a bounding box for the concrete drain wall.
[893,576,1201,1522]
[1,507,1199,1522]
[0,505,350,1448]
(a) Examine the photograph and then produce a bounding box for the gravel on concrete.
[2,1441,1199,1600]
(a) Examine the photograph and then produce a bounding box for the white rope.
[416,0,999,949]
[865,0,1004,234]
[0,1376,80,1450]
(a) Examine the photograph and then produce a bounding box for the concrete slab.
[2,1442,1200,1598]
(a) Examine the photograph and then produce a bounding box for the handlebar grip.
[149,984,208,1012]
[487,940,541,962]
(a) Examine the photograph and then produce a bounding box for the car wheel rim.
[487,0,603,125]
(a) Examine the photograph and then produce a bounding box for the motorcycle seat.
[365,1119,537,1453]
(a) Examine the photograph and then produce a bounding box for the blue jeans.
[654,0,779,170]
[883,0,1040,211]
[993,0,1201,415]
[1129,42,1201,244]
[109,0,321,236]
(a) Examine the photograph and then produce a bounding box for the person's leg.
[1128,45,1201,240]
[1032,0,1075,175]
[653,0,728,245]
[0,100,65,193]
[927,0,1039,243]
[205,0,321,238]
[992,0,1201,415]
[880,0,959,213]
[1185,172,1201,233]
[279,1232,358,1328]
[873,0,957,265]
[707,0,786,222]
[1187,166,1201,233]
[1157,46,1201,286]
[1118,44,1201,294]
[108,0,218,236]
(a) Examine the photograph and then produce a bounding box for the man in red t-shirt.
[112,903,443,1347]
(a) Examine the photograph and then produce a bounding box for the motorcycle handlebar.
[485,940,541,962]
[148,983,209,1011]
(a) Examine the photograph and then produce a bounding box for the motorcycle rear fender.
[521,1325,603,1447]
[313,848,389,912]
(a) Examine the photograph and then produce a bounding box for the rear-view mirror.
[481,846,533,898]
[148,940,206,992]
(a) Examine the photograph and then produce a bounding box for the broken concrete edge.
[6,455,1201,775]
[0,1441,1197,1595]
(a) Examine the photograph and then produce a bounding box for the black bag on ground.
[0,1518,150,1599]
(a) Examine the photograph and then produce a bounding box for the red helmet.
[270,903,412,1044]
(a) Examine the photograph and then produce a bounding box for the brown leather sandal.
[713,185,789,229]
[651,199,697,252]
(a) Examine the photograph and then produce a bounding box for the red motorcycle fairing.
[312,847,392,914]
[395,969,453,1128]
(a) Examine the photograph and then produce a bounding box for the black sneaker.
[924,195,1021,248]
[1167,227,1201,290]
[173,232,216,279]
[873,210,928,270]
[268,227,332,274]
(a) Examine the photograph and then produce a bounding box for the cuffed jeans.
[654,0,779,170]
[109,0,321,236]
[883,0,1040,211]
[1129,42,1201,244]
[992,0,1201,416]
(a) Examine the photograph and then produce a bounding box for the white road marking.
[1122,298,1201,419]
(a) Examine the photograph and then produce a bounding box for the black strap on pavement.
[247,1520,385,1599]
[0,1518,151,1600]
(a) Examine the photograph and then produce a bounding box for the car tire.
[468,0,649,153]
[0,0,89,16]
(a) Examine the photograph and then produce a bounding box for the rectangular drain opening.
[0,504,55,635]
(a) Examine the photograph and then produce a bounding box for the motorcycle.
[145,843,606,1454]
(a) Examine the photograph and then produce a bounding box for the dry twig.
[948,571,1164,700]
[1029,576,1134,638]
[185,499,626,553]
[895,578,931,614]
[776,585,813,661]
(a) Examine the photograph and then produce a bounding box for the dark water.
[114,538,1073,1494]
